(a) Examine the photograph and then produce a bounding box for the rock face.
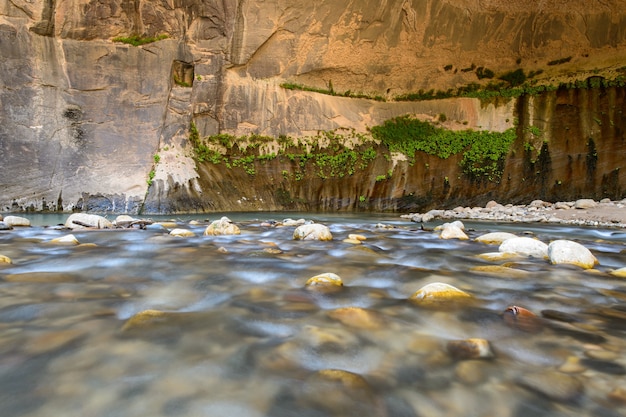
[1,1,626,213]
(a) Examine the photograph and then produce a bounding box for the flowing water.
[1,213,626,417]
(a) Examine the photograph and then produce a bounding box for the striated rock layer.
[1,0,625,213]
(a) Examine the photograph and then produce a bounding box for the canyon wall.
[1,0,625,213]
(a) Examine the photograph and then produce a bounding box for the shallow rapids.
[1,214,625,417]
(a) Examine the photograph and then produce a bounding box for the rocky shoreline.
[402,198,626,228]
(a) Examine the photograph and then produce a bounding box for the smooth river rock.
[516,371,584,403]
[447,338,494,360]
[65,213,113,229]
[547,239,598,269]
[438,223,469,240]
[170,228,196,237]
[293,224,333,241]
[2,215,31,227]
[610,267,626,278]
[0,254,12,264]
[475,232,518,245]
[305,272,343,288]
[204,217,240,236]
[499,237,548,258]
[409,282,472,306]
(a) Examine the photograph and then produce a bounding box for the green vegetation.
[112,34,168,46]
[370,115,516,181]
[153,154,160,164]
[147,170,155,186]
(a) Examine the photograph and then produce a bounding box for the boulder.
[548,240,598,269]
[3,215,30,227]
[305,272,343,288]
[610,267,626,278]
[438,223,469,240]
[170,228,196,237]
[293,224,333,241]
[499,237,548,258]
[574,199,597,209]
[203,217,240,236]
[65,213,113,229]
[49,234,80,245]
[447,338,494,360]
[475,232,517,245]
[409,282,472,306]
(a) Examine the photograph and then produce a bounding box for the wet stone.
[305,272,343,288]
[447,338,494,360]
[558,356,587,374]
[584,348,619,361]
[49,234,80,245]
[503,306,543,333]
[516,371,584,403]
[540,309,582,323]
[409,282,472,306]
[327,307,386,330]
[23,329,86,355]
[455,359,489,385]
[204,216,240,236]
[608,387,626,405]
[169,228,195,237]
[580,358,626,375]
[0,254,12,264]
[547,239,598,269]
[3,215,31,227]
[293,224,333,241]
[475,232,518,245]
[499,237,548,258]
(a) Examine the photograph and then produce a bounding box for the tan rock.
[476,252,519,262]
[499,237,548,258]
[608,387,626,404]
[439,223,469,240]
[204,217,240,236]
[2,215,31,227]
[293,224,333,241]
[0,254,11,264]
[305,272,343,288]
[327,307,386,330]
[169,228,195,237]
[475,232,518,245]
[455,360,489,385]
[49,234,80,245]
[470,265,530,278]
[409,282,472,306]
[609,267,626,278]
[558,356,587,374]
[348,234,367,241]
[65,213,113,230]
[447,338,494,360]
[548,240,598,269]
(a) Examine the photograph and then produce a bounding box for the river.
[1,213,625,417]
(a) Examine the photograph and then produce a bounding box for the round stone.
[65,213,113,229]
[475,232,518,245]
[170,228,196,237]
[502,305,542,333]
[547,240,598,269]
[2,215,31,227]
[409,282,472,306]
[204,217,240,236]
[516,371,584,403]
[447,338,493,360]
[499,237,548,258]
[305,272,343,288]
[293,224,333,241]
[49,234,80,245]
[327,307,386,330]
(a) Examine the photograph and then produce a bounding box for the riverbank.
[402,198,626,228]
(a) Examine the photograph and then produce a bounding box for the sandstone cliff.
[1,0,625,213]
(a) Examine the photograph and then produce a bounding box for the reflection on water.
[0,214,625,417]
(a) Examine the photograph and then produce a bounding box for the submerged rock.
[204,216,240,236]
[0,221,11,230]
[503,306,542,333]
[516,371,584,403]
[170,228,196,237]
[305,272,343,288]
[409,282,472,306]
[447,338,494,360]
[475,232,518,245]
[49,234,80,245]
[0,254,12,264]
[2,215,30,227]
[65,213,113,229]
[610,267,626,278]
[293,224,333,241]
[499,237,548,258]
[327,307,386,330]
